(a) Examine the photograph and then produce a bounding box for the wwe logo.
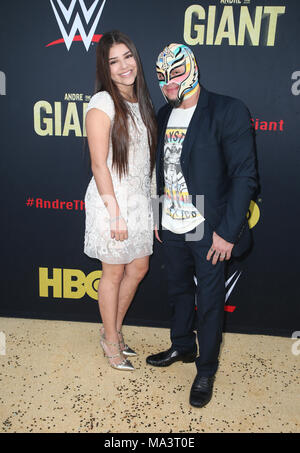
[193,270,242,312]
[225,270,242,303]
[50,0,107,51]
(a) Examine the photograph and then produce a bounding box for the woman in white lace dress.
[84,31,157,371]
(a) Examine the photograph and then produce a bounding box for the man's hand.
[207,232,234,265]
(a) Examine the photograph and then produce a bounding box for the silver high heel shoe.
[117,330,137,357]
[100,334,134,371]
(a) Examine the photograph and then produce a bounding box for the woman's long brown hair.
[95,30,157,179]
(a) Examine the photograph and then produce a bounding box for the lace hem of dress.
[84,248,153,265]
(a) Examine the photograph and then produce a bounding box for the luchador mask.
[156,43,199,106]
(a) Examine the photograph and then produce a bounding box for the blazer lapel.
[180,86,210,168]
[156,86,210,191]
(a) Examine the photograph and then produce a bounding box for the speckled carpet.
[0,317,299,433]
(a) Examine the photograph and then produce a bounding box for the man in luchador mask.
[146,43,258,408]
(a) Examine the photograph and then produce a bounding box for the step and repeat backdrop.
[1,0,299,336]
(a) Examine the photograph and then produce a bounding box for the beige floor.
[0,317,299,433]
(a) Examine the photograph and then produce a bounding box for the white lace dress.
[84,91,155,264]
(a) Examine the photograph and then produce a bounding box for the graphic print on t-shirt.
[164,127,202,223]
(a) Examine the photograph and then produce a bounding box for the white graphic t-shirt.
[162,105,205,234]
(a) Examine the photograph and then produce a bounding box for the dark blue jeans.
[161,222,225,377]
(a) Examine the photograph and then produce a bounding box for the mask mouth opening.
[167,95,184,108]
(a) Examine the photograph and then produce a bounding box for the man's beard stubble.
[166,95,183,108]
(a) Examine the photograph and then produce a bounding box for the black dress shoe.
[189,374,215,408]
[146,348,197,367]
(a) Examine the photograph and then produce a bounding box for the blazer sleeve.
[214,99,258,244]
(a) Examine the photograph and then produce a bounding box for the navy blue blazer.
[155,86,258,256]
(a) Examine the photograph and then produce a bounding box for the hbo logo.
[39,267,101,300]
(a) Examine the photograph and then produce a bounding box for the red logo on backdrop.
[251,118,284,132]
[47,0,107,50]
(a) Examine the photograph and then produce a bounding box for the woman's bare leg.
[98,262,125,364]
[116,256,149,332]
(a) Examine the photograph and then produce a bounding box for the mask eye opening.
[169,63,186,81]
[157,71,165,81]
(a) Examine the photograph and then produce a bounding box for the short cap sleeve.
[86,91,115,121]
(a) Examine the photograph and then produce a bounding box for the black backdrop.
[1,0,299,337]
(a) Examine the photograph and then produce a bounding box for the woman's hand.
[154,224,162,243]
[110,216,128,241]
